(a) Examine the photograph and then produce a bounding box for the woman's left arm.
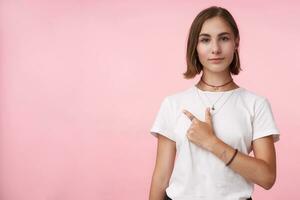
[183,108,277,190]
[207,135,277,190]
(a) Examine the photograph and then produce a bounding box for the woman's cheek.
[197,45,208,62]
[224,42,235,54]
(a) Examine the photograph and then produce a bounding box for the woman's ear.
[235,37,240,49]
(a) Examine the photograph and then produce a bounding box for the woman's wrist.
[206,135,220,152]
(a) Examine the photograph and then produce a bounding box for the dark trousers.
[164,194,252,200]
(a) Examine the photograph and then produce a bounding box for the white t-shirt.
[150,85,280,200]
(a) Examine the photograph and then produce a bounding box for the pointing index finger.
[182,109,196,121]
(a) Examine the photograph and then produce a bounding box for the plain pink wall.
[0,0,299,199]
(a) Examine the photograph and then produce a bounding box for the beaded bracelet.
[226,148,238,166]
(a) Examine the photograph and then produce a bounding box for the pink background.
[0,0,299,199]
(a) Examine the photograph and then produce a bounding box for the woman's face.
[197,16,238,73]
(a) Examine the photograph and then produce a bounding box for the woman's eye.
[200,38,209,43]
[221,37,229,41]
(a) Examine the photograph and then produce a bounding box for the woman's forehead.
[199,17,233,36]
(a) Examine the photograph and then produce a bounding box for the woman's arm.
[183,108,277,190]
[207,135,277,190]
[149,134,176,200]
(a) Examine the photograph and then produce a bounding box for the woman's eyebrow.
[199,32,230,37]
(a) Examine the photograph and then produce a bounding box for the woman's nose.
[211,41,221,54]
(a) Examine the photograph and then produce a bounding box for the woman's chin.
[205,65,229,73]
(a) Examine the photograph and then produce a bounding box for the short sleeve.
[150,97,176,142]
[252,98,280,143]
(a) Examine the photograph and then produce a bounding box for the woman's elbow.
[262,172,276,190]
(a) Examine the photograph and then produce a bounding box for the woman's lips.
[208,58,224,63]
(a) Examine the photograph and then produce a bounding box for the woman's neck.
[195,70,239,92]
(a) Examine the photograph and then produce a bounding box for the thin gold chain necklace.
[194,86,237,116]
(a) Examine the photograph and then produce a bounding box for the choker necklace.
[201,77,233,91]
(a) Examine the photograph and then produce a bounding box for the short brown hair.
[183,6,242,79]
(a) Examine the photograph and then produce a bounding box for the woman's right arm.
[149,134,176,200]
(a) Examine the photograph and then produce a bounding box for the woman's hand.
[183,107,218,151]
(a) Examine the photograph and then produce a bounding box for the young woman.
[149,6,280,200]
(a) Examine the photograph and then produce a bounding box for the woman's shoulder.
[238,87,271,110]
[164,86,196,103]
[239,87,268,101]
